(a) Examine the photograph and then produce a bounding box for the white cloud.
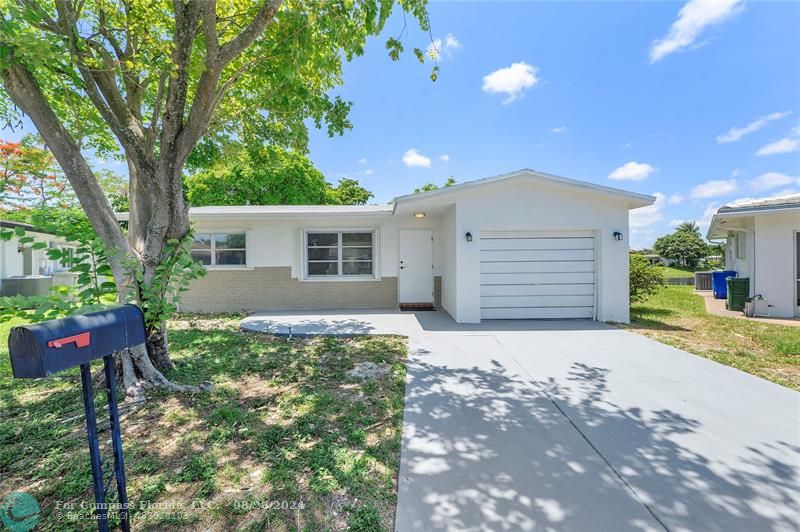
[649,0,743,63]
[668,193,685,205]
[716,111,792,143]
[402,148,432,168]
[756,127,800,156]
[698,203,725,236]
[622,141,635,149]
[427,33,461,61]
[481,62,539,104]
[440,154,450,162]
[358,158,368,165]
[731,168,742,177]
[690,179,738,199]
[363,168,374,176]
[750,172,799,191]
[551,126,567,134]
[608,161,656,181]
[669,219,686,227]
[630,192,666,228]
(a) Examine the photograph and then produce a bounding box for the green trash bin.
[727,277,749,311]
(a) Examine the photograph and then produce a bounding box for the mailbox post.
[8,304,146,532]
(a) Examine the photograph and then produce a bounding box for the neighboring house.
[643,254,677,267]
[0,220,73,296]
[119,169,653,323]
[707,194,800,318]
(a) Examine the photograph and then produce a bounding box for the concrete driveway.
[242,310,800,531]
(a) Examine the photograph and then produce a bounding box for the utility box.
[694,271,713,291]
[726,277,750,312]
[8,304,146,378]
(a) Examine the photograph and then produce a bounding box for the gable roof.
[115,168,654,220]
[716,193,800,214]
[393,168,655,209]
[706,193,800,239]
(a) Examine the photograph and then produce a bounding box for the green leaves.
[385,37,404,61]
[132,228,207,331]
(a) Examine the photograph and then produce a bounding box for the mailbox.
[8,304,146,378]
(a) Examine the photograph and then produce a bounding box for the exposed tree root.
[115,344,213,404]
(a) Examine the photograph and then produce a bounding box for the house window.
[191,232,246,266]
[306,231,374,278]
[735,232,746,260]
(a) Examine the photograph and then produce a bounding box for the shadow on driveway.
[397,342,799,531]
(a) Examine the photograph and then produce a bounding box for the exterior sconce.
[414,212,426,218]
[465,232,473,242]
[17,244,25,253]
[613,231,623,241]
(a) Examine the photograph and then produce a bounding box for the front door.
[398,230,433,304]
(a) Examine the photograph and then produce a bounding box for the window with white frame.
[191,232,247,266]
[735,232,746,260]
[305,231,374,278]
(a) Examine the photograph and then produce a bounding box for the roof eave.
[393,168,655,208]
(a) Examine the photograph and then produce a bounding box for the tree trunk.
[146,325,173,372]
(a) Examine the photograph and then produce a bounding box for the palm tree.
[676,221,700,235]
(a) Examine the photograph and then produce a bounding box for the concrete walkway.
[241,310,800,531]
[698,291,800,327]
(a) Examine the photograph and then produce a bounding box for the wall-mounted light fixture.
[613,231,623,241]
[465,232,473,242]
[414,212,426,218]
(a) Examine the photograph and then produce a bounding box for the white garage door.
[480,231,596,319]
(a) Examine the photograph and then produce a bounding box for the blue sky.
[307,0,800,248]
[4,1,799,249]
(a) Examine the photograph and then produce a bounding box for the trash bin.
[726,277,749,311]
[712,270,736,299]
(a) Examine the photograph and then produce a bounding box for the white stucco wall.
[434,179,631,323]
[189,178,641,322]
[440,204,458,318]
[752,212,799,317]
[724,219,755,281]
[191,213,444,280]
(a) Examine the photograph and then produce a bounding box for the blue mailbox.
[9,304,146,378]
[7,305,144,532]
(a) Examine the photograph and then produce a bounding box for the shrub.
[630,254,665,303]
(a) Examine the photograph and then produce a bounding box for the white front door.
[398,230,433,304]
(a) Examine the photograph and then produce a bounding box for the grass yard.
[622,285,800,390]
[654,265,697,278]
[0,315,407,531]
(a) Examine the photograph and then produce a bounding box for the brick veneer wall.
[180,267,443,313]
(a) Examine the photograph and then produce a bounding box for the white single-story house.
[141,169,653,323]
[707,194,800,318]
[0,220,73,296]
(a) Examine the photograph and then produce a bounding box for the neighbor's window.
[735,232,746,260]
[306,231,374,278]
[192,232,247,266]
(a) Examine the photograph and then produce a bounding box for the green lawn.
[623,286,800,390]
[654,265,697,278]
[0,316,407,531]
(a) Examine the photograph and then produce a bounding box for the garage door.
[480,231,595,319]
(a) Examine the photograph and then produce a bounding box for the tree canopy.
[0,0,431,395]
[653,222,709,268]
[414,176,456,193]
[185,146,373,206]
[0,135,74,211]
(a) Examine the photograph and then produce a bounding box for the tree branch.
[1,62,133,284]
[219,0,283,65]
